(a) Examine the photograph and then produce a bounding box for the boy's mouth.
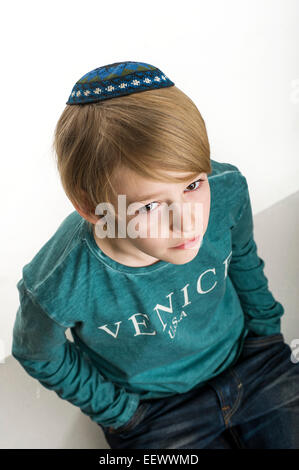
[171,234,201,249]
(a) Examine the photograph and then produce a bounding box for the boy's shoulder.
[18,211,86,297]
[209,159,246,182]
[208,159,250,228]
[209,158,248,196]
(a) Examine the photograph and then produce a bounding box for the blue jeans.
[99,333,299,449]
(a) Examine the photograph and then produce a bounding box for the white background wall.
[1,0,298,361]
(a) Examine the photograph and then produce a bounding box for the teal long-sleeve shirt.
[11,159,285,430]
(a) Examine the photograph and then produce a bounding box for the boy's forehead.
[113,166,201,201]
[115,166,196,186]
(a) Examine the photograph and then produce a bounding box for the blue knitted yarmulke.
[66,61,175,105]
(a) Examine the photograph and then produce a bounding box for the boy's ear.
[71,190,99,224]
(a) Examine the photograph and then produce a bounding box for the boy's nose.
[170,201,204,238]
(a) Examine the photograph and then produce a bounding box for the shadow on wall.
[253,189,299,346]
[1,191,298,449]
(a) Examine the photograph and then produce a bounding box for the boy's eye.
[138,201,159,214]
[138,178,204,215]
[184,178,204,192]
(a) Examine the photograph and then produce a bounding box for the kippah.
[66,61,175,105]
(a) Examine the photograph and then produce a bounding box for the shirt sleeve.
[228,178,285,336]
[11,280,140,429]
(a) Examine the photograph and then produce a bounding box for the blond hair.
[52,86,211,219]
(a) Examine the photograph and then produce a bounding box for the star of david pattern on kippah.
[66,61,175,105]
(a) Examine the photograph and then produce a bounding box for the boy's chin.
[164,247,201,265]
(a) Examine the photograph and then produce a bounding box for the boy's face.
[87,166,210,267]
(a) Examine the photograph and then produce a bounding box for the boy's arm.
[228,178,285,336]
[11,281,140,430]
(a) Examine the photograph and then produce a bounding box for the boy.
[12,61,299,449]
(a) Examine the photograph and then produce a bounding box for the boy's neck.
[91,224,160,268]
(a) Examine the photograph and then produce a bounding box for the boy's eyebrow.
[131,190,168,203]
[129,173,204,203]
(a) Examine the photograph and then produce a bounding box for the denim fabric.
[100,333,299,449]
